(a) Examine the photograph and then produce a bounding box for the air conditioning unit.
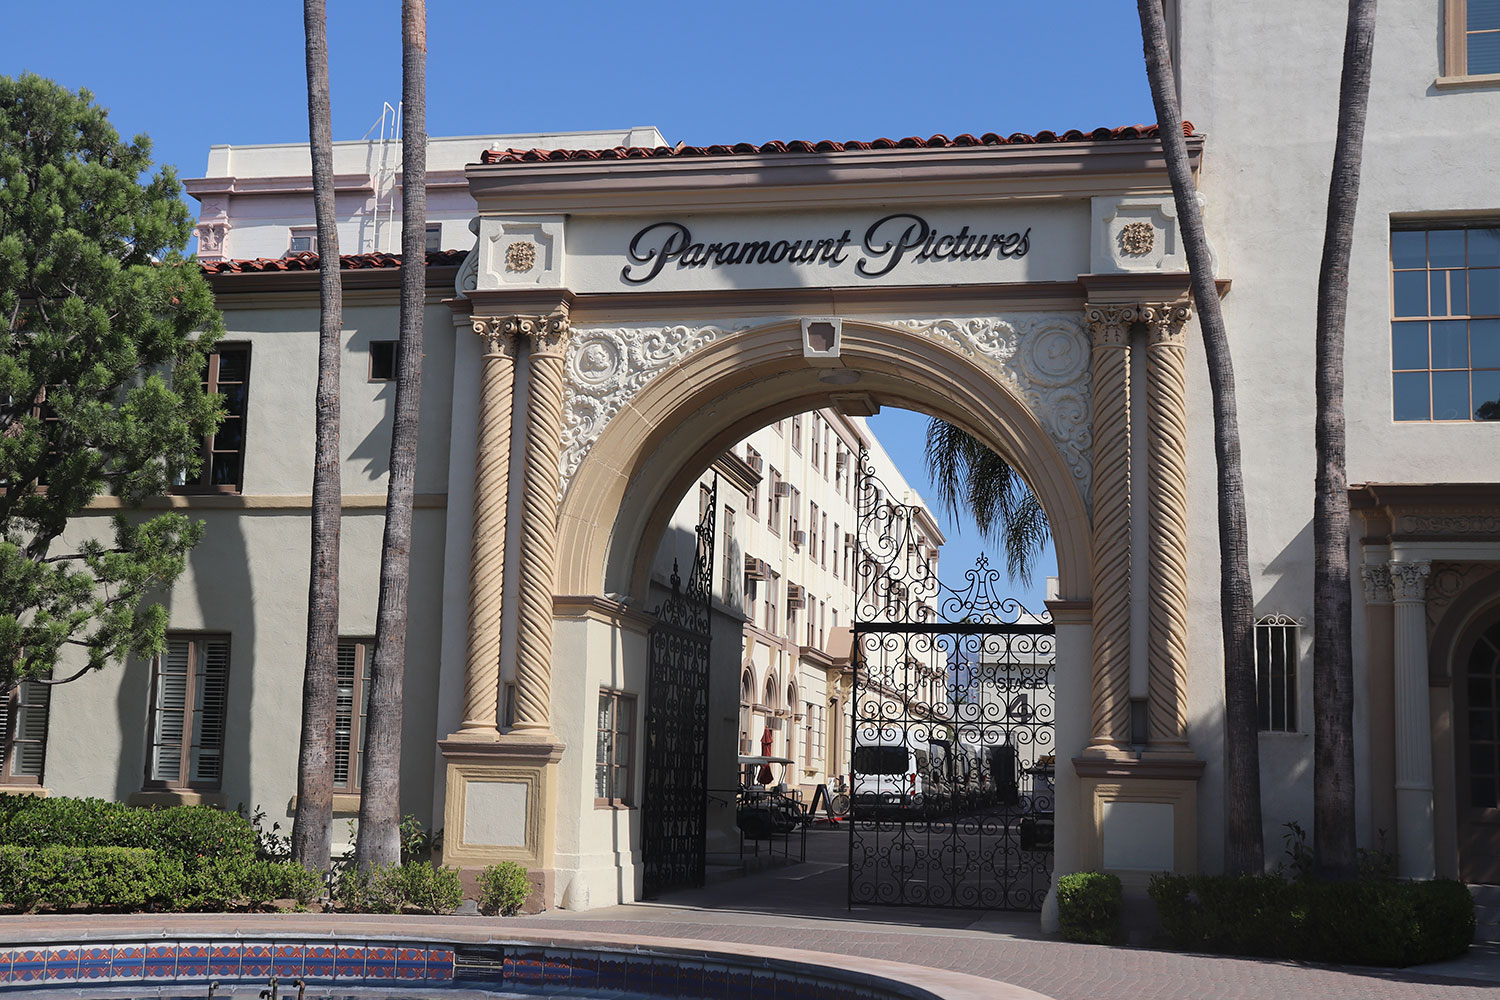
[787,583,806,608]
[844,532,856,548]
[791,530,807,548]
[744,555,771,581]
[774,482,793,497]
[746,452,764,473]
[835,451,849,469]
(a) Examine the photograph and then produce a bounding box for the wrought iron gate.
[641,477,716,898]
[848,454,1056,910]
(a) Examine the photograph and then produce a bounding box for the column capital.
[1361,563,1394,605]
[513,308,572,359]
[1141,301,1192,348]
[1388,559,1431,603]
[471,308,571,357]
[1085,302,1135,347]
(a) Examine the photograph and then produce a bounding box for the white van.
[851,737,928,816]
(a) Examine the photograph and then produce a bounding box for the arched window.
[738,670,755,754]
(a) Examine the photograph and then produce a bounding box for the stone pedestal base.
[439,733,565,908]
[1073,754,1204,895]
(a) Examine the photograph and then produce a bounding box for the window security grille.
[1254,614,1302,732]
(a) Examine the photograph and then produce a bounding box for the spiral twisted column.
[1143,303,1193,748]
[1086,304,1134,750]
[512,308,571,735]
[457,319,519,735]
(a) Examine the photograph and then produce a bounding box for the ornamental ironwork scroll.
[641,476,718,899]
[848,450,1056,911]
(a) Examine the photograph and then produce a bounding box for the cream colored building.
[7,0,1500,924]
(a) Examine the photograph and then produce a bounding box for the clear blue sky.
[2,1,1155,611]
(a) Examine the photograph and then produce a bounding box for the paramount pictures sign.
[620,213,1032,285]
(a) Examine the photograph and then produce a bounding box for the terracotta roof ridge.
[201,248,468,275]
[478,122,1196,165]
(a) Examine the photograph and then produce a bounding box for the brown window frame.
[145,634,231,792]
[0,679,51,786]
[334,638,373,793]
[595,688,636,808]
[173,344,251,494]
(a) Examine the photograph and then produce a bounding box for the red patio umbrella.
[757,726,774,784]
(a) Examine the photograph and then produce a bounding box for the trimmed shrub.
[0,796,256,865]
[335,861,463,914]
[1150,873,1475,966]
[0,845,187,912]
[478,861,532,916]
[177,856,322,911]
[1056,871,1122,944]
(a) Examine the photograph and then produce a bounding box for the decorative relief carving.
[561,321,751,491]
[558,313,1093,503]
[1119,221,1155,256]
[194,222,228,258]
[454,247,479,298]
[506,241,537,273]
[1388,559,1431,603]
[1361,563,1393,605]
[1423,561,1497,637]
[1397,512,1500,536]
[900,314,1093,502]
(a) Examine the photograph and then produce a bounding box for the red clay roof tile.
[477,123,1195,165]
[201,248,467,275]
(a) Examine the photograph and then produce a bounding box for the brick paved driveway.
[514,827,1500,1000]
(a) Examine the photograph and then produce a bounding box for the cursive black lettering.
[622,222,690,284]
[859,213,930,278]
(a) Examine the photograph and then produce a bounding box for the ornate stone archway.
[433,130,1211,916]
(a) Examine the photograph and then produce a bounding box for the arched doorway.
[1457,613,1500,883]
[551,316,1097,910]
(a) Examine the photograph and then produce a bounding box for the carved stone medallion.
[1119,221,1155,256]
[506,240,537,273]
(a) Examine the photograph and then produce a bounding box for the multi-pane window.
[745,447,762,516]
[1391,226,1500,421]
[722,507,736,602]
[335,640,373,793]
[808,503,819,559]
[1470,0,1500,72]
[832,523,841,579]
[820,512,829,567]
[147,635,231,789]
[288,227,316,255]
[791,413,803,453]
[769,468,782,534]
[176,346,251,491]
[1466,620,1500,811]
[1450,0,1500,75]
[0,680,50,785]
[1254,615,1301,732]
[425,224,442,253]
[810,415,821,468]
[595,689,635,806]
[766,572,780,633]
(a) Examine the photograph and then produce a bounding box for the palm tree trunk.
[356,0,426,869]
[1136,0,1264,874]
[1314,0,1376,881]
[290,0,342,872]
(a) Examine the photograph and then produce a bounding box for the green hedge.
[1056,871,1122,944]
[0,846,186,911]
[0,796,257,864]
[335,861,464,914]
[1150,873,1475,966]
[0,845,322,913]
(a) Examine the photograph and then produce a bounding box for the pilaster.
[1389,558,1436,879]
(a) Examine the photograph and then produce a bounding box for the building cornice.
[184,173,375,200]
[466,137,1205,216]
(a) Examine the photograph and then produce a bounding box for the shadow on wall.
[114,504,256,808]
